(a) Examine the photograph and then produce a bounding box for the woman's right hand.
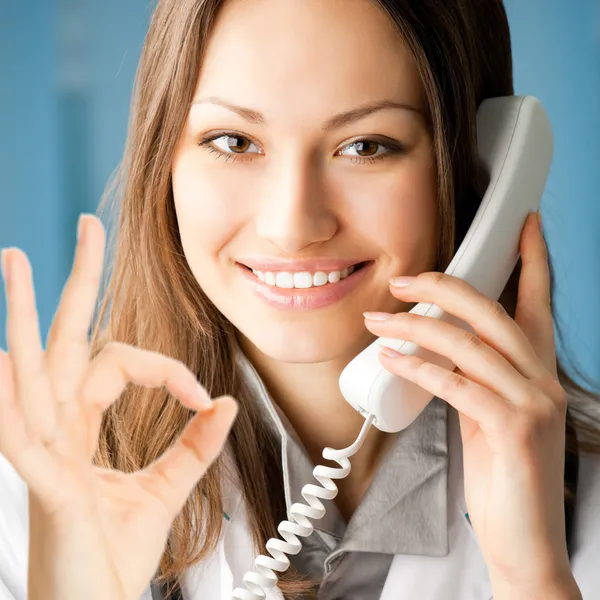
[0,215,238,600]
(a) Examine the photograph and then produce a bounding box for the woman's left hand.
[363,212,581,599]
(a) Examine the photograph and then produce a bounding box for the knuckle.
[93,342,130,375]
[519,385,546,410]
[180,434,206,466]
[439,370,469,396]
[145,463,178,508]
[482,299,508,319]
[412,359,431,385]
[420,271,446,286]
[461,331,484,350]
[100,341,126,358]
[512,402,561,445]
[543,377,568,410]
[395,311,416,332]
[23,303,39,323]
[48,331,87,359]
[554,386,568,411]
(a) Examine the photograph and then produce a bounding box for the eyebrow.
[191,96,423,130]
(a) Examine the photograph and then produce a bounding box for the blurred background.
[1,0,599,388]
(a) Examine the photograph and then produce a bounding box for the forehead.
[192,0,426,122]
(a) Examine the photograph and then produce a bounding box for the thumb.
[137,395,238,516]
[514,211,558,378]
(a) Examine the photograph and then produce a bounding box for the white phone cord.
[231,413,375,600]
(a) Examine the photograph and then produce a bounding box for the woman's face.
[171,0,438,364]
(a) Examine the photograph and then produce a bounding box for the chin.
[239,319,373,365]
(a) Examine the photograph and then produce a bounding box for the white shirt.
[1,354,599,599]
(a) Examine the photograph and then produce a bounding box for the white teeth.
[293,272,313,288]
[313,272,328,286]
[275,272,294,288]
[250,264,360,289]
[328,270,341,283]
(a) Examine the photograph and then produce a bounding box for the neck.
[239,336,396,520]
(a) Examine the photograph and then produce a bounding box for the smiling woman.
[94,0,600,597]
[0,1,599,600]
[91,1,599,596]
[170,1,437,365]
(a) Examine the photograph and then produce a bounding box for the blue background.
[1,0,599,387]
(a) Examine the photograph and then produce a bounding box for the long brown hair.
[90,1,600,598]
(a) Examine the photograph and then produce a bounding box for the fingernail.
[379,345,403,358]
[537,210,543,233]
[363,311,391,321]
[389,276,415,287]
[1,249,11,283]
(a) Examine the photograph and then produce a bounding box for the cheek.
[171,155,250,262]
[339,158,438,265]
[377,179,437,264]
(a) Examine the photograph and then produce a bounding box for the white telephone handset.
[233,95,554,599]
[339,95,554,432]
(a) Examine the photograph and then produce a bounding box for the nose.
[255,159,338,253]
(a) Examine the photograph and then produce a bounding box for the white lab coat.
[1,408,599,600]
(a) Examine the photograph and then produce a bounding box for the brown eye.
[353,141,379,157]
[337,138,406,164]
[223,135,251,153]
[197,133,261,162]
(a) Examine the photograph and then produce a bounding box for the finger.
[45,215,106,403]
[0,349,69,514]
[377,347,511,438]
[388,263,548,382]
[2,249,45,369]
[77,343,214,459]
[82,343,213,412]
[514,211,557,378]
[2,249,56,441]
[0,349,29,458]
[365,312,543,409]
[136,395,238,516]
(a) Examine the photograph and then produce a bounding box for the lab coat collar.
[173,404,493,600]
[377,406,493,599]
[232,343,450,557]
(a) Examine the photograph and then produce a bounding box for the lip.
[237,257,366,272]
[236,260,374,310]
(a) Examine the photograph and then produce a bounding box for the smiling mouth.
[238,261,371,289]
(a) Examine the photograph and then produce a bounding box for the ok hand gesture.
[0,215,238,600]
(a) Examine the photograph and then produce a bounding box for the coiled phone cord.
[231,413,376,600]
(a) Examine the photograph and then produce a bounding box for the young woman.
[0,0,599,599]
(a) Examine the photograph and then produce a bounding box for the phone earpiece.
[339,95,553,432]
